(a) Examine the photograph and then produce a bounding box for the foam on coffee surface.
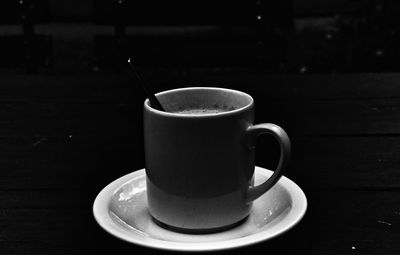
[174,108,227,114]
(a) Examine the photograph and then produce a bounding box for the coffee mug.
[144,87,290,233]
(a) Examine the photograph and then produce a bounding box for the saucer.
[93,166,307,252]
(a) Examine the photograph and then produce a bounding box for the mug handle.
[245,123,291,203]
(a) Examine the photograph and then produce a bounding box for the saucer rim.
[93,166,307,252]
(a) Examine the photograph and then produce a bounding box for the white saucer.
[93,166,307,252]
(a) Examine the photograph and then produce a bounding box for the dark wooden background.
[3,73,400,254]
[1,1,400,254]
[2,0,400,75]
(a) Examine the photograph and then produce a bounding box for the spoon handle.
[128,58,165,111]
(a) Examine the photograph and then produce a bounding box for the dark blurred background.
[3,2,400,253]
[2,0,400,76]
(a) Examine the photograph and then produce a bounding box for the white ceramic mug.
[144,87,291,233]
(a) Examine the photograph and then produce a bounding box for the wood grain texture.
[1,135,399,190]
[180,73,400,100]
[0,74,398,190]
[0,96,398,136]
[1,74,399,254]
[259,136,400,190]
[0,135,143,190]
[1,73,400,101]
[0,190,398,254]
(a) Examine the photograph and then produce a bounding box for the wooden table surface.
[2,73,399,254]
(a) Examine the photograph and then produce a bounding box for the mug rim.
[144,87,254,118]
